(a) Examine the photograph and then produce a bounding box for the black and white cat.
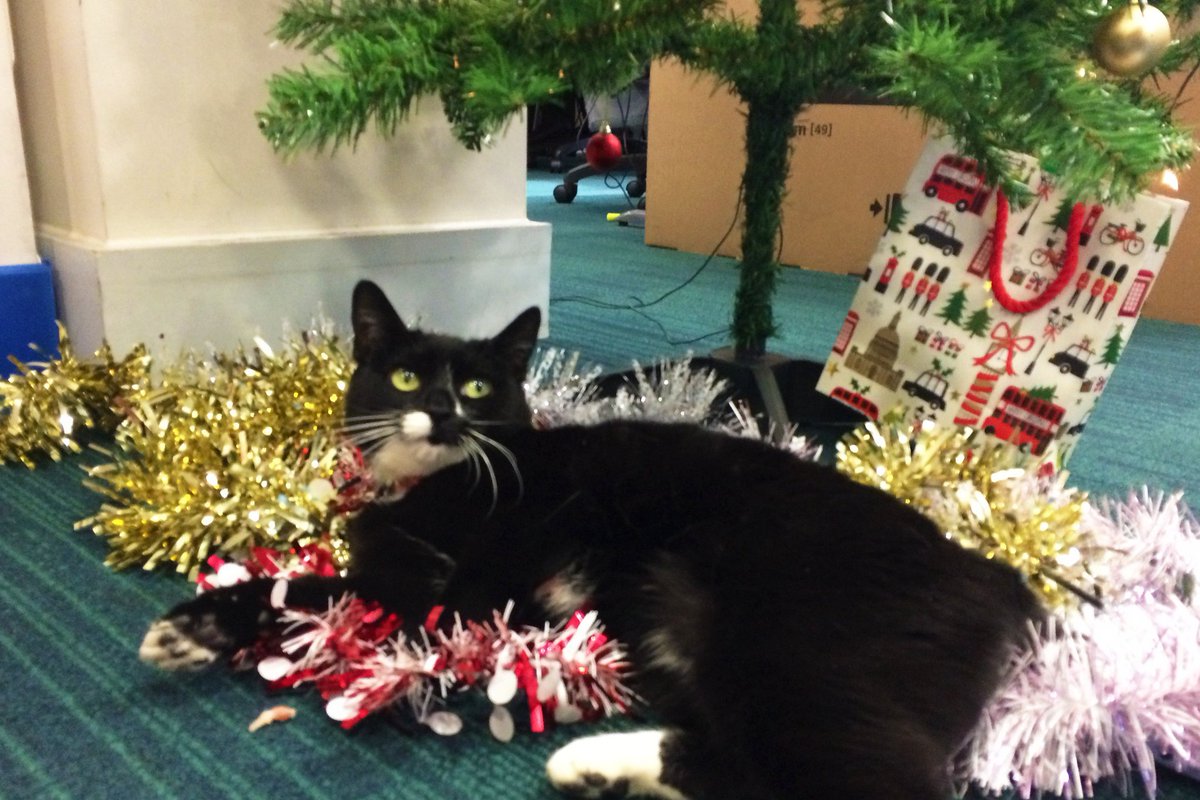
[141,280,1042,800]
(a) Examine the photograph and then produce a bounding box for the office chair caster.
[553,183,578,204]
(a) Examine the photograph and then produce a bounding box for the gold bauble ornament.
[1093,2,1172,77]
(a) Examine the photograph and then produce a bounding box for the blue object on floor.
[0,260,58,377]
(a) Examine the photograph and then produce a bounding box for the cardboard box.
[644,25,1200,326]
[645,62,927,278]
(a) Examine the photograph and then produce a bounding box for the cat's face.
[344,280,540,484]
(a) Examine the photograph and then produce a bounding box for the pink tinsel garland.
[960,490,1200,798]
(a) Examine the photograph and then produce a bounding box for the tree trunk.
[731,0,801,357]
[733,95,795,357]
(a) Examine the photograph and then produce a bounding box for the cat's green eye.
[391,369,421,392]
[461,379,492,399]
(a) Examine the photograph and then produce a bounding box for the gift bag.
[817,137,1188,462]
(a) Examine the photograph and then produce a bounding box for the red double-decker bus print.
[980,386,1065,455]
[922,154,992,215]
[830,386,879,421]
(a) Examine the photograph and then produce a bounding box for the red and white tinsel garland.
[199,545,637,739]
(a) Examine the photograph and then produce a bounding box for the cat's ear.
[352,280,407,362]
[493,306,541,373]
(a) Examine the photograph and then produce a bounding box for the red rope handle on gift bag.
[989,190,1086,314]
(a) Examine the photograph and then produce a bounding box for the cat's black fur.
[142,280,1042,800]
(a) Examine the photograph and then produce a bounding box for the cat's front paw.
[139,612,236,671]
[139,580,281,670]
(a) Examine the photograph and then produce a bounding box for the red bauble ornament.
[585,125,623,172]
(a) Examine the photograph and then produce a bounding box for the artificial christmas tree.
[256,0,1200,422]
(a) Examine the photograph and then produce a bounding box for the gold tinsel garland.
[836,416,1096,609]
[1,325,151,467]
[4,328,1098,606]
[78,330,355,575]
[2,322,354,576]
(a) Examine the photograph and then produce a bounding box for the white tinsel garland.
[526,348,731,427]
[961,491,1200,798]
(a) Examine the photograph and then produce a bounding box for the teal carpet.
[0,169,1196,799]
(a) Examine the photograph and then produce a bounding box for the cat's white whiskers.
[482,456,500,515]
[470,430,524,501]
[341,419,399,436]
[461,438,484,492]
[339,422,399,436]
[345,427,401,452]
[340,413,405,429]
[358,437,394,458]
[342,414,454,486]
[344,409,515,497]
[341,411,404,422]
[466,436,500,515]
[339,420,401,441]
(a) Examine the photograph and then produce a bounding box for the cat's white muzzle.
[369,411,467,484]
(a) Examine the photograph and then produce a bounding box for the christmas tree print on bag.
[818,137,1188,463]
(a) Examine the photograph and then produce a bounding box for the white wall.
[9,0,548,355]
[0,1,36,266]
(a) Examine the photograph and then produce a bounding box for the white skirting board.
[36,220,552,359]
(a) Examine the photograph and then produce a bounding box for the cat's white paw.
[138,617,228,671]
[546,731,687,799]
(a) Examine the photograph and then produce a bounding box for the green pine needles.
[259,0,716,152]
[259,0,1200,355]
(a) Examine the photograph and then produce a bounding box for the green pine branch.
[870,4,1195,202]
[260,4,454,152]
[260,0,718,152]
[262,0,1200,188]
